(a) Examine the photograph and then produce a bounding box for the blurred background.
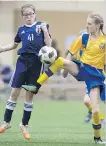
[0,1,105,100]
[0,1,105,146]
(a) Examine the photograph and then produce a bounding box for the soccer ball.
[39,46,57,64]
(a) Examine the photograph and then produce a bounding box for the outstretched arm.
[0,42,18,53]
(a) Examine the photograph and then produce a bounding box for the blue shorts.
[9,54,44,88]
[73,60,105,101]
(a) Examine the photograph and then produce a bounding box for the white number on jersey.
[28,34,34,41]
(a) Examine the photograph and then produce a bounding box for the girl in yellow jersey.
[73,47,104,123]
[22,12,106,144]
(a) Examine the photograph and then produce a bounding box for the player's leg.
[0,88,21,133]
[20,59,43,140]
[84,94,92,122]
[0,70,26,133]
[22,57,79,92]
[84,91,104,123]
[0,56,27,133]
[90,87,106,144]
[20,91,34,140]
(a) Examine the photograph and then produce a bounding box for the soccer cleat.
[94,137,106,144]
[19,123,30,140]
[22,85,38,93]
[84,111,92,123]
[0,121,11,133]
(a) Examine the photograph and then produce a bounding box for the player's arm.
[0,28,21,53]
[41,22,52,46]
[61,52,72,78]
[68,35,82,55]
[62,35,82,78]
[0,43,18,53]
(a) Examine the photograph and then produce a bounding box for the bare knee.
[26,91,34,103]
[92,106,100,114]
[9,88,21,101]
[84,100,90,106]
[92,109,100,115]
[91,101,100,114]
[84,94,91,105]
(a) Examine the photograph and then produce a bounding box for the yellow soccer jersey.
[69,34,106,69]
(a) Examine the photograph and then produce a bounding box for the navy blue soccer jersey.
[14,21,50,55]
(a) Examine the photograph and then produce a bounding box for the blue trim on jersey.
[79,50,83,56]
[82,34,89,49]
[68,33,89,56]
[78,34,89,57]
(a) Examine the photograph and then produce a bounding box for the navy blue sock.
[22,110,32,125]
[4,100,16,122]
[22,102,33,125]
[4,109,13,122]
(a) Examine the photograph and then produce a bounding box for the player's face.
[22,7,36,25]
[86,17,99,34]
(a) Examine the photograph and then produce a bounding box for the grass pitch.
[0,100,105,146]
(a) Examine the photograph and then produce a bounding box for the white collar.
[24,21,37,27]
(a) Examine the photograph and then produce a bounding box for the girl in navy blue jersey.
[0,4,51,140]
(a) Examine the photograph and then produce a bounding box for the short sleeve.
[68,35,83,55]
[14,28,21,43]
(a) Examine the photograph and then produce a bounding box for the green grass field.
[0,100,105,146]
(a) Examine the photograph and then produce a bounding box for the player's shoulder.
[17,25,25,33]
[99,34,106,44]
[18,25,25,29]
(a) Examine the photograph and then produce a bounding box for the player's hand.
[61,69,68,78]
[41,22,48,32]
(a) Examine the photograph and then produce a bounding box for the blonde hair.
[21,4,35,15]
[88,12,105,35]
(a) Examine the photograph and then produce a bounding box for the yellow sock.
[86,104,104,121]
[37,72,49,85]
[100,113,104,121]
[49,57,64,73]
[92,113,101,138]
[86,104,92,113]
[37,57,64,85]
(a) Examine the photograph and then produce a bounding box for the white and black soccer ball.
[39,46,57,64]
